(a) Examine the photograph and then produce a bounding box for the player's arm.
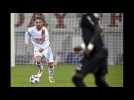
[87,24,102,48]
[86,14,103,51]
[78,13,102,55]
[25,31,31,47]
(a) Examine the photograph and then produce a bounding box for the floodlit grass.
[11,64,123,87]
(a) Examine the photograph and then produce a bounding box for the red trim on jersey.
[48,62,54,65]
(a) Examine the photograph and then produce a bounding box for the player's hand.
[87,43,94,51]
[84,43,94,56]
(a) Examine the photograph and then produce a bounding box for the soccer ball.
[29,75,40,84]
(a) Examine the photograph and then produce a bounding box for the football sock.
[48,66,54,77]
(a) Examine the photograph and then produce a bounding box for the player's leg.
[34,49,44,78]
[36,57,44,78]
[72,63,89,87]
[48,47,55,83]
[72,71,86,87]
[72,56,99,87]
[94,48,109,87]
[43,47,55,83]
[94,68,109,87]
[72,48,107,87]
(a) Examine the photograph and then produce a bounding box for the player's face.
[35,19,43,30]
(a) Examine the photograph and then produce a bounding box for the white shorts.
[34,46,54,64]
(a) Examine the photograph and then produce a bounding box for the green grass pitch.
[11,64,123,87]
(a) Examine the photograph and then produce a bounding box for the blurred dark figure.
[72,13,110,87]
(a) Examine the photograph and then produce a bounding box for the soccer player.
[72,13,110,87]
[25,17,55,83]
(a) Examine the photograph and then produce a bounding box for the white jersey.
[25,26,54,63]
[25,26,50,49]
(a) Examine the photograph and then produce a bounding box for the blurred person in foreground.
[72,13,110,87]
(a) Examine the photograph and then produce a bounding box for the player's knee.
[35,56,42,63]
[48,62,54,68]
[40,67,44,71]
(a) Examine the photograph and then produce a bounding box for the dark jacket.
[80,13,105,53]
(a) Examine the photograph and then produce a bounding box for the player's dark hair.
[35,17,48,27]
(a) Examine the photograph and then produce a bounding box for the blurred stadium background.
[11,13,123,65]
[11,13,123,87]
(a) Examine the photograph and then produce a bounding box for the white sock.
[37,73,42,78]
[40,64,44,70]
[48,66,54,77]
[37,65,44,78]
[37,69,44,77]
